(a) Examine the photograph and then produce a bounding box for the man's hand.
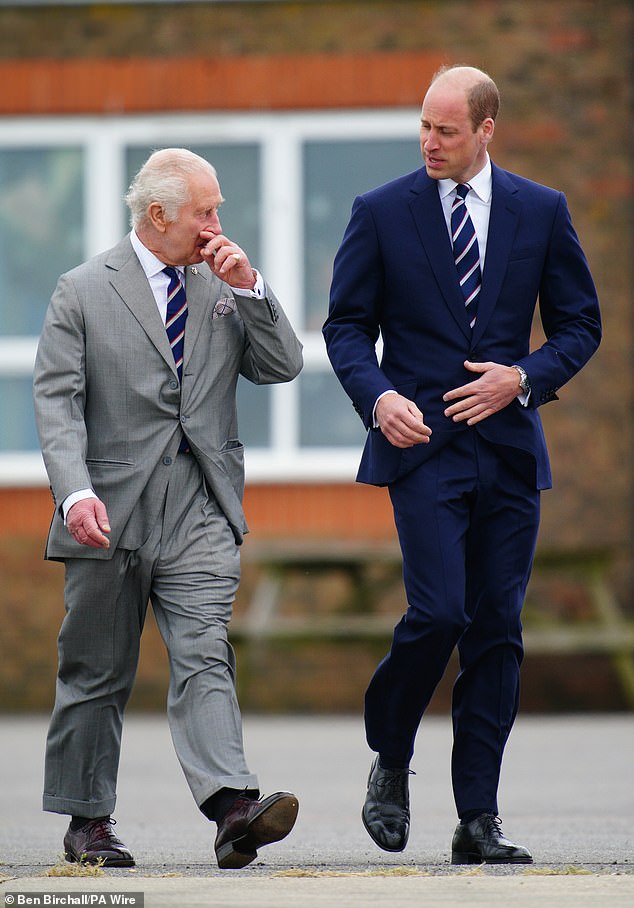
[67,498,111,549]
[376,393,432,448]
[443,361,522,426]
[200,232,257,290]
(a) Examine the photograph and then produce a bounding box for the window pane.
[0,147,84,336]
[125,144,261,263]
[237,377,270,447]
[303,139,421,331]
[0,376,39,451]
[299,370,366,447]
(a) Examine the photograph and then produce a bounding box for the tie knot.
[163,265,179,282]
[455,183,470,200]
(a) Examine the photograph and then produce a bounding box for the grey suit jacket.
[33,235,303,559]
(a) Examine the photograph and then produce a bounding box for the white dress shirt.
[437,155,492,272]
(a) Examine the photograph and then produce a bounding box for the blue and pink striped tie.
[163,266,188,380]
[163,266,189,452]
[451,184,481,328]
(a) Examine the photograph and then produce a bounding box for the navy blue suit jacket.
[323,163,601,490]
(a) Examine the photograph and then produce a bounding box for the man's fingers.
[83,516,110,546]
[74,518,110,548]
[94,500,111,534]
[377,395,432,448]
[67,499,111,548]
[443,383,470,403]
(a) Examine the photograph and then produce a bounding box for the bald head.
[429,65,500,131]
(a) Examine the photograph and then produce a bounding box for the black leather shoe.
[362,755,410,852]
[214,791,299,869]
[64,817,135,867]
[451,814,533,864]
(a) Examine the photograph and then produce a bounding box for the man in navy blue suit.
[323,65,601,864]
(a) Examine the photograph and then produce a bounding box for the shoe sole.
[64,850,135,868]
[451,851,533,865]
[216,793,299,870]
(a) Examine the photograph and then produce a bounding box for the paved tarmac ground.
[0,713,632,907]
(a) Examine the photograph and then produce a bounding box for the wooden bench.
[234,540,634,707]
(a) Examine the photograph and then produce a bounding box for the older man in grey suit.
[33,148,303,870]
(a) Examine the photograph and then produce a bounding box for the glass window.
[0,111,420,482]
[0,147,84,335]
[299,369,366,448]
[303,139,421,331]
[0,375,40,452]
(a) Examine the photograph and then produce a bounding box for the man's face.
[419,80,493,184]
[160,170,224,266]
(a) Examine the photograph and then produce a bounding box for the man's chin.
[425,163,444,180]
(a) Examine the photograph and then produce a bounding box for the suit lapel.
[106,237,176,375]
[182,265,217,370]
[408,171,472,340]
[471,165,521,345]
[106,240,226,379]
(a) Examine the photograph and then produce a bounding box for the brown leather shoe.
[63,817,135,867]
[214,791,299,869]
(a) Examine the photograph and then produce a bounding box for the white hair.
[124,148,217,228]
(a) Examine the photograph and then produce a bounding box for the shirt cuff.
[231,270,265,299]
[62,489,97,524]
[372,389,397,428]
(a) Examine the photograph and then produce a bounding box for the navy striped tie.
[451,184,481,328]
[163,266,189,453]
[163,266,188,380]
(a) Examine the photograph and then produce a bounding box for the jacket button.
[169,380,178,390]
[163,456,173,465]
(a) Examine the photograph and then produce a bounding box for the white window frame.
[0,108,420,486]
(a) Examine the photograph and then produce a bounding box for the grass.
[45,856,106,877]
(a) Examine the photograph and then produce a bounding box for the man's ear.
[148,202,167,233]
[481,117,495,146]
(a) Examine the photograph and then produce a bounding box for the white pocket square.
[213,297,237,319]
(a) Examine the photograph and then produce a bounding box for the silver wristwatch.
[512,364,530,394]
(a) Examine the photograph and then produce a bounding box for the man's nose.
[206,212,222,233]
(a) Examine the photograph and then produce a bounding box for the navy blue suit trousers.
[364,429,540,817]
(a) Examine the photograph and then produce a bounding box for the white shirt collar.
[437,154,492,203]
[130,229,185,281]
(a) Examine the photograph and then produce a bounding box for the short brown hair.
[467,78,500,130]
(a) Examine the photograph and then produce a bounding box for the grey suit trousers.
[43,452,258,817]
